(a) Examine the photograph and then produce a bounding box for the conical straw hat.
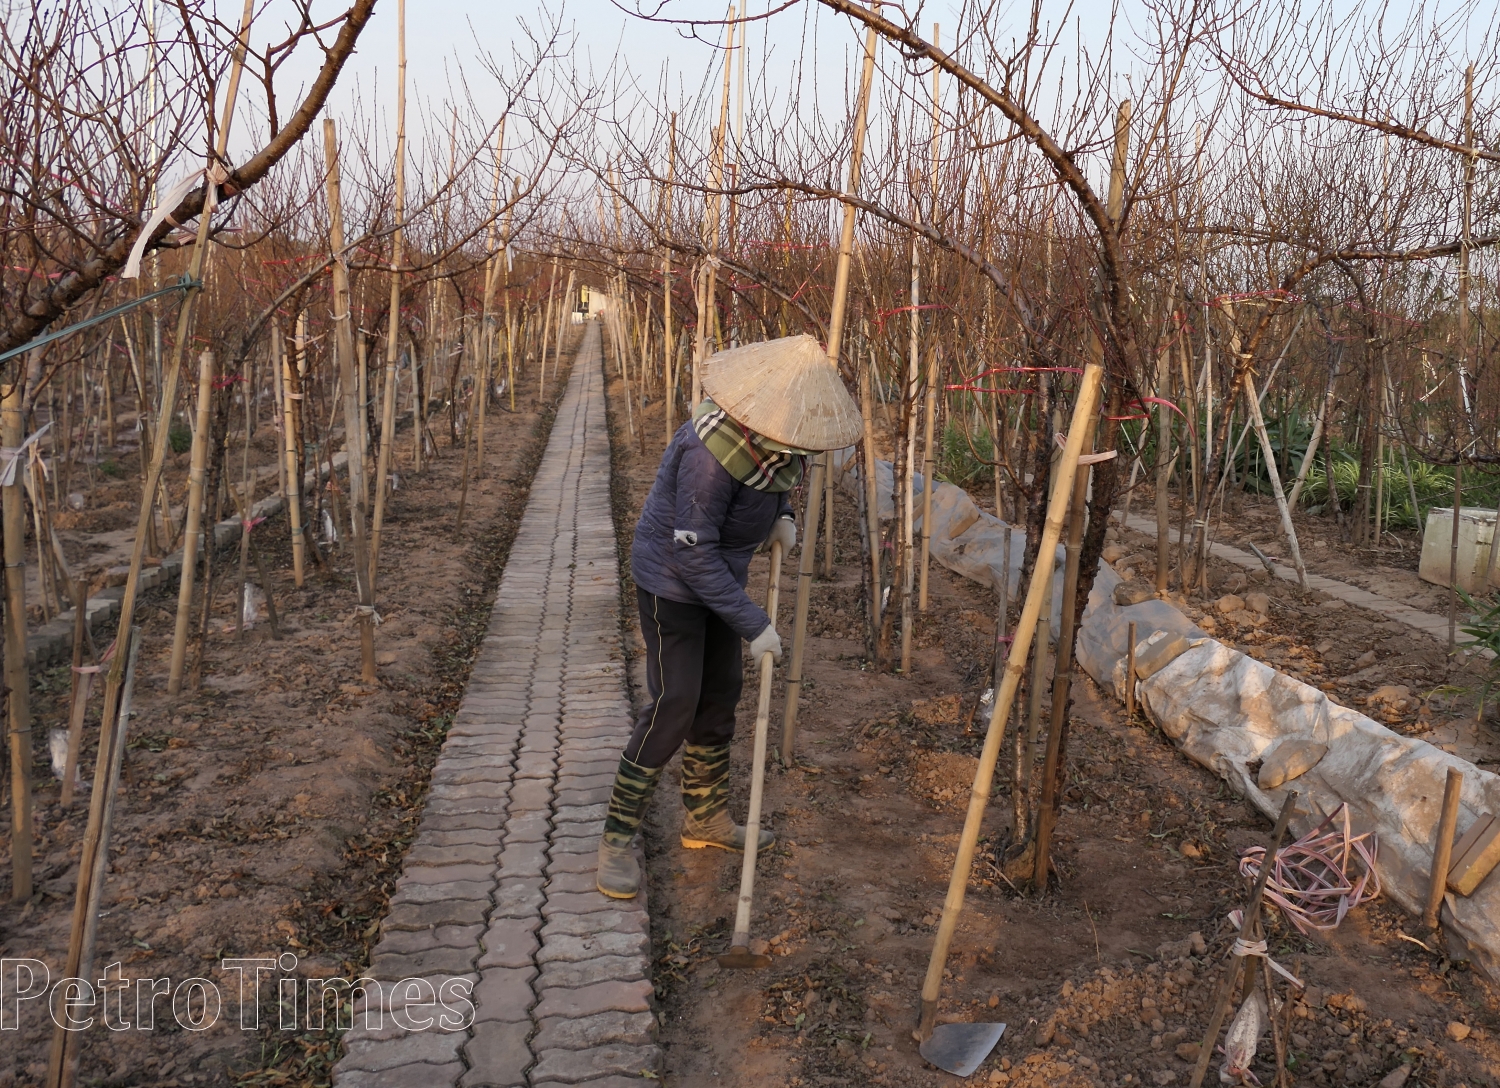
[700,335,863,451]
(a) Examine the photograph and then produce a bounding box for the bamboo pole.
[272,324,289,501]
[917,361,1104,1040]
[504,177,518,412]
[477,117,506,477]
[1451,65,1474,648]
[1187,793,1298,1088]
[663,112,677,443]
[1242,364,1308,590]
[369,0,407,589]
[4,375,33,900]
[859,353,881,639]
[282,335,307,586]
[692,6,736,408]
[1032,412,1099,889]
[1155,345,1173,595]
[59,578,93,806]
[557,270,576,384]
[538,254,558,402]
[917,22,941,611]
[1424,767,1463,930]
[166,349,216,694]
[823,447,835,578]
[324,118,378,681]
[826,7,881,585]
[779,457,825,763]
[900,237,921,672]
[724,538,783,959]
[46,629,141,1088]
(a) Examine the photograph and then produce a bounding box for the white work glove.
[764,515,796,555]
[749,624,783,664]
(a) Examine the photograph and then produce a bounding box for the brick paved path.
[335,323,660,1087]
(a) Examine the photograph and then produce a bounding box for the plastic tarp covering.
[836,450,1500,976]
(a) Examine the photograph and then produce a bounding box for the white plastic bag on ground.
[1220,989,1268,1084]
[242,583,265,629]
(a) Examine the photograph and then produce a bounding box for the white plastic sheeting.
[837,453,1500,977]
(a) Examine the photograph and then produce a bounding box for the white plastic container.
[1419,506,1497,593]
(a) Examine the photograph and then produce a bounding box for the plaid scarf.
[692,398,808,493]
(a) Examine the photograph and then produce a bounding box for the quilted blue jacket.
[630,422,794,639]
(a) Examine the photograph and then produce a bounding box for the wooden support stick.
[780,456,825,763]
[60,578,93,806]
[1125,620,1138,718]
[918,361,1104,1040]
[168,349,215,695]
[1188,792,1299,1088]
[918,23,941,612]
[370,0,407,589]
[5,374,33,900]
[723,539,783,961]
[1032,416,1097,889]
[47,629,142,1088]
[323,117,377,681]
[1425,767,1464,930]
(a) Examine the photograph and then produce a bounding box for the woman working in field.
[596,335,862,898]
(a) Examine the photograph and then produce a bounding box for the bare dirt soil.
[0,341,577,1087]
[1113,492,1499,767]
[602,366,1500,1088]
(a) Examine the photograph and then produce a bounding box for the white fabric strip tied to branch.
[1229,936,1305,990]
[122,162,231,280]
[0,422,52,488]
[1052,431,1119,464]
[1239,803,1380,936]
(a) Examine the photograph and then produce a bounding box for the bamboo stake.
[282,339,307,586]
[900,237,920,672]
[46,629,141,1088]
[823,446,835,578]
[556,270,576,388]
[1451,65,1474,646]
[4,374,33,900]
[1187,793,1299,1088]
[859,353,881,641]
[504,178,518,412]
[369,0,407,589]
[60,578,93,806]
[917,360,1104,1040]
[167,349,216,694]
[1241,364,1308,590]
[1450,462,1463,652]
[723,538,783,962]
[663,112,677,443]
[538,254,559,403]
[1032,412,1098,889]
[477,117,505,477]
[827,0,881,595]
[917,22,941,611]
[780,457,824,763]
[323,118,378,681]
[1155,345,1173,595]
[1424,767,1463,930]
[692,6,736,409]
[272,324,288,500]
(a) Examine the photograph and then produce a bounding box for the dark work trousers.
[624,587,743,768]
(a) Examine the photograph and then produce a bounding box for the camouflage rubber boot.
[597,756,663,899]
[679,743,775,852]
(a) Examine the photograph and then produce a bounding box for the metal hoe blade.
[717,944,773,970]
[919,1022,1007,1078]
